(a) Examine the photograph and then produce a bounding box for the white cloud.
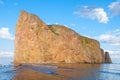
[97,29,120,46]
[74,6,109,23]
[108,0,120,16]
[0,27,14,40]
[0,0,4,5]
[0,51,13,58]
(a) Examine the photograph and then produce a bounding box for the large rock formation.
[105,52,112,63]
[14,11,107,64]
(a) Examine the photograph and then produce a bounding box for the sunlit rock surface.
[14,11,107,64]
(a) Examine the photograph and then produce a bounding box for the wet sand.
[0,63,120,80]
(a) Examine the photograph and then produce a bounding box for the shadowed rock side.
[105,52,112,63]
[101,49,105,62]
[14,10,106,64]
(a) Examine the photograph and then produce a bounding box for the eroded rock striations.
[14,11,111,64]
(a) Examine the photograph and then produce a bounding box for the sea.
[0,63,120,80]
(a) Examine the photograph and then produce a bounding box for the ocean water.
[0,63,120,80]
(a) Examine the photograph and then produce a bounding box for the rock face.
[105,52,112,63]
[14,11,106,64]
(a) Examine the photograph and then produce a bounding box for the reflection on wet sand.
[13,68,69,80]
[12,64,102,80]
[49,64,101,79]
[1,64,120,80]
[0,64,120,80]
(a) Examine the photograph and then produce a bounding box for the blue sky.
[0,0,120,64]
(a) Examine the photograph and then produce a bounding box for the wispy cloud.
[108,0,120,16]
[0,0,4,5]
[74,6,109,24]
[96,29,120,46]
[0,51,13,58]
[0,27,14,40]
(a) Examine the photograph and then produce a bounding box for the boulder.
[14,11,106,64]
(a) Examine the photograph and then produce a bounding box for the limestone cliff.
[14,11,106,64]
